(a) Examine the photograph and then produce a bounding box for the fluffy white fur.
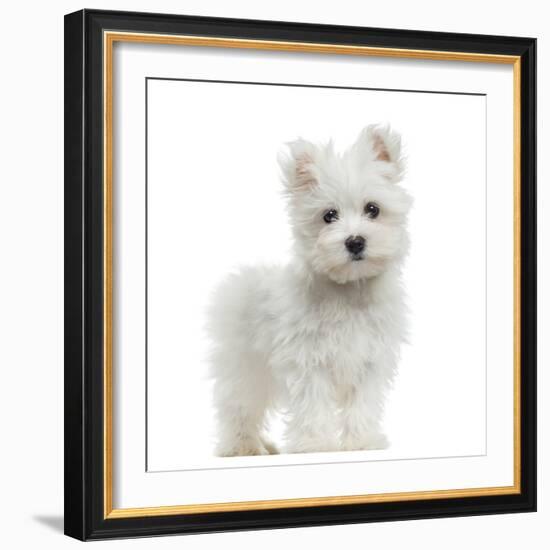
[206,125,411,456]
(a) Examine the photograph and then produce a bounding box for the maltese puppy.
[206,125,411,456]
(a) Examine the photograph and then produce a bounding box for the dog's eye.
[323,209,339,223]
[365,202,380,219]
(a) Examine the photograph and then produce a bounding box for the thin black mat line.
[146,76,486,97]
[146,452,488,475]
[145,77,149,472]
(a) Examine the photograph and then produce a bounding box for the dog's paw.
[260,436,279,455]
[341,432,389,452]
[284,436,341,454]
[216,437,271,457]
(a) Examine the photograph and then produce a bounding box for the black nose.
[345,236,366,255]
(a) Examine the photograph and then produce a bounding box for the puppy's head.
[279,125,411,284]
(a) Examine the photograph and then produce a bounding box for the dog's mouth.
[350,254,365,262]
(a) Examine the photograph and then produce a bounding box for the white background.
[147,79,487,471]
[0,0,546,548]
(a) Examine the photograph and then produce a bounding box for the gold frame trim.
[103,31,522,519]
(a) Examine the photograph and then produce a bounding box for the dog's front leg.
[340,368,390,451]
[284,366,340,454]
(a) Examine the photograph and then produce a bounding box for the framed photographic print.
[64,9,536,541]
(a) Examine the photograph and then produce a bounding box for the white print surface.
[113,41,514,508]
[146,80,486,469]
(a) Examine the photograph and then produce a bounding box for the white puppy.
[206,125,411,456]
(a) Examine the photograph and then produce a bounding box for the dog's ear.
[278,139,319,192]
[354,125,405,182]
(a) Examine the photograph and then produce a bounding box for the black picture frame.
[64,8,536,541]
